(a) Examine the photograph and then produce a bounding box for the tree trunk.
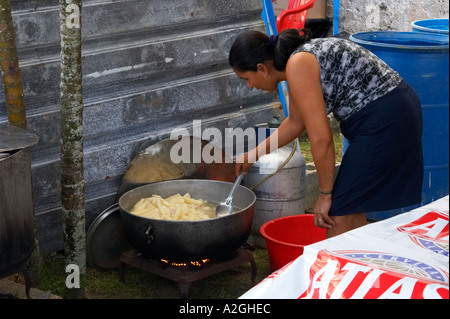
[60,0,86,299]
[1,0,42,287]
[0,0,26,129]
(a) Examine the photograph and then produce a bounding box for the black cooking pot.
[118,179,256,260]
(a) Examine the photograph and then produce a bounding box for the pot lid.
[0,124,39,152]
[86,203,132,269]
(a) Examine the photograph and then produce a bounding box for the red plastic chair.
[276,0,317,32]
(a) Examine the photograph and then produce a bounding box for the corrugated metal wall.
[1,0,281,253]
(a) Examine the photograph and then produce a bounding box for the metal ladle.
[215,172,245,217]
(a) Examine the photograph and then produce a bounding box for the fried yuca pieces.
[129,193,214,221]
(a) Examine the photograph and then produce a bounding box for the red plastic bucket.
[261,214,327,272]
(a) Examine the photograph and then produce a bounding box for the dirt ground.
[0,274,61,299]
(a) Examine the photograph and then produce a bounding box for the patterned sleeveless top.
[292,38,402,122]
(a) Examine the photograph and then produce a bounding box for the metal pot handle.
[145,225,154,244]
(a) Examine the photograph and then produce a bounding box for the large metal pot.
[1,124,39,286]
[118,179,256,260]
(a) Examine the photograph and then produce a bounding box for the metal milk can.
[243,145,306,247]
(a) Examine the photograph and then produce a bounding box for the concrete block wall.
[327,0,449,34]
[1,0,281,253]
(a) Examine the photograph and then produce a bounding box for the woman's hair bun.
[229,28,311,72]
[273,28,312,71]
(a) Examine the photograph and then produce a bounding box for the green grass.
[37,248,271,299]
[299,132,343,163]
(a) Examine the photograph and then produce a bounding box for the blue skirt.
[329,80,423,216]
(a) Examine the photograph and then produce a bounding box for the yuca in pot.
[129,193,215,221]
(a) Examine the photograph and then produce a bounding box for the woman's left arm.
[286,52,336,228]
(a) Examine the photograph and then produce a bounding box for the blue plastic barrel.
[412,18,449,35]
[349,31,449,220]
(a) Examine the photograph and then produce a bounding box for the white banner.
[241,196,449,299]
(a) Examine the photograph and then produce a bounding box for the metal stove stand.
[119,247,257,298]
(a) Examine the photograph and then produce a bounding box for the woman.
[229,29,423,238]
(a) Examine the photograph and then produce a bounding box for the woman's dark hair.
[229,28,311,72]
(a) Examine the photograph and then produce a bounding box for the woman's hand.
[313,193,335,229]
[235,148,258,176]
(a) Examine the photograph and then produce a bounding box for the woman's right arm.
[235,110,305,176]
